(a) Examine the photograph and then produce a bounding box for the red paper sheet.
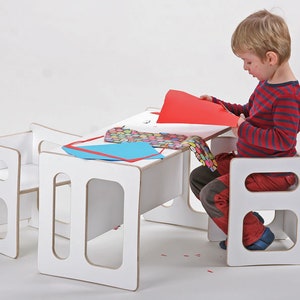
[157,90,239,127]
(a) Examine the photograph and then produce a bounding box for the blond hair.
[231,10,291,64]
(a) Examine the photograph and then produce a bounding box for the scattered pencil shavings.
[160,253,201,258]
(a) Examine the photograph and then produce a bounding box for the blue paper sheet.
[62,141,164,161]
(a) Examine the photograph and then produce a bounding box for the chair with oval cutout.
[208,134,300,266]
[0,123,80,258]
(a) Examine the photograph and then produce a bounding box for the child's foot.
[219,240,227,250]
[219,213,265,250]
[246,227,275,250]
[219,227,275,250]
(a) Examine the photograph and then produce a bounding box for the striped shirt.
[213,80,300,157]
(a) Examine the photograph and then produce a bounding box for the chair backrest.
[30,123,81,164]
[0,131,33,167]
[296,133,300,153]
[211,132,300,156]
[210,135,237,155]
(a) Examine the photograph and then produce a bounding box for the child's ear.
[265,51,278,66]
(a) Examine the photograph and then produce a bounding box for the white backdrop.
[0,0,299,135]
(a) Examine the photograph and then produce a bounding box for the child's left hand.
[232,114,245,136]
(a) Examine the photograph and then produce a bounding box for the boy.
[190,9,300,250]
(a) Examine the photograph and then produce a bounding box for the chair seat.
[0,164,70,193]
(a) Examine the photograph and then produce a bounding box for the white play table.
[37,109,230,290]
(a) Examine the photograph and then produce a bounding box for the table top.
[53,109,230,168]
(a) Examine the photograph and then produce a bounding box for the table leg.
[143,150,208,230]
[38,153,142,291]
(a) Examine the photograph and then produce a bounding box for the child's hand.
[199,95,213,101]
[238,113,246,126]
[232,114,245,136]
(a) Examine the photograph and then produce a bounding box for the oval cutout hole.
[53,172,71,260]
[245,172,298,192]
[0,160,8,181]
[243,210,296,251]
[86,178,124,269]
[0,198,8,239]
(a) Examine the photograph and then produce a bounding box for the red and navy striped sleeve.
[214,81,300,157]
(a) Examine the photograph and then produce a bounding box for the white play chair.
[207,135,236,242]
[208,134,300,266]
[0,123,80,258]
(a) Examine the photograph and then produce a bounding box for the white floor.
[1,219,300,300]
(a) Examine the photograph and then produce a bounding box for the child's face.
[237,51,275,81]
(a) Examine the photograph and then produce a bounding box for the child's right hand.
[199,95,213,101]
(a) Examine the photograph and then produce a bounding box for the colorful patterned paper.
[104,127,188,150]
[104,127,217,172]
[183,136,218,172]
